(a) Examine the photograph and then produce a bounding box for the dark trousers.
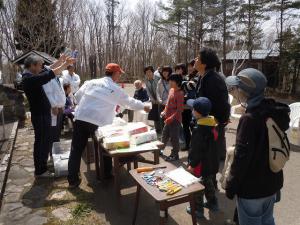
[31,113,51,175]
[182,109,192,148]
[161,120,181,155]
[216,124,226,160]
[68,120,112,184]
[50,112,63,144]
[195,175,218,212]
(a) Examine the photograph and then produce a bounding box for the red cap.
[105,63,125,74]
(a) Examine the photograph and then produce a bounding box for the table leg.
[113,156,121,197]
[159,203,167,225]
[154,150,160,165]
[98,141,105,180]
[1,110,5,139]
[132,184,141,225]
[189,194,197,225]
[127,162,131,172]
[93,137,101,180]
[134,160,138,169]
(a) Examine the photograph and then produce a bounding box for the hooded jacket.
[189,116,219,177]
[225,98,290,199]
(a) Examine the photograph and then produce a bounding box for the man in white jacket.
[68,63,151,188]
[43,74,66,145]
[62,64,81,94]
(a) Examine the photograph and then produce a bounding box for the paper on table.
[165,167,200,187]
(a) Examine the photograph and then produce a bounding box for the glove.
[225,190,235,200]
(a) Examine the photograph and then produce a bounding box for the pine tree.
[271,0,300,88]
[105,0,120,62]
[14,0,62,57]
[219,0,240,61]
[155,0,188,62]
[238,0,271,59]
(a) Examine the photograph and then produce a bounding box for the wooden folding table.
[130,162,204,225]
[92,131,163,197]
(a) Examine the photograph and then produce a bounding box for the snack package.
[131,130,157,145]
[125,122,148,135]
[104,135,130,150]
[98,126,126,138]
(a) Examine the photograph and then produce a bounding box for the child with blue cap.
[186,97,219,218]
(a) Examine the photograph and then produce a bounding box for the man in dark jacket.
[225,68,290,225]
[186,97,219,219]
[194,47,231,189]
[22,55,74,178]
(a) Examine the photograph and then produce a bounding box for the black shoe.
[181,146,190,151]
[68,179,81,189]
[165,155,179,161]
[104,173,114,180]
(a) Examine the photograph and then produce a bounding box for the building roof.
[225,49,279,60]
[12,50,56,65]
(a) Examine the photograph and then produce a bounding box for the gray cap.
[225,68,267,96]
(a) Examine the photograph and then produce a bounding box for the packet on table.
[130,130,157,145]
[125,122,148,135]
[104,135,130,150]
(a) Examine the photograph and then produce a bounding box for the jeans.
[31,113,51,175]
[237,194,276,225]
[161,120,181,155]
[68,120,112,184]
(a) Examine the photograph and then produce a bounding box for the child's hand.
[160,111,165,118]
[187,165,193,173]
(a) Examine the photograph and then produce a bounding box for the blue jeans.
[237,194,276,225]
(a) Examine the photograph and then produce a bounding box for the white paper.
[166,167,200,187]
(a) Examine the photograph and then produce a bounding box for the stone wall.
[0,85,26,122]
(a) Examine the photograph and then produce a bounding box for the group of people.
[21,46,289,225]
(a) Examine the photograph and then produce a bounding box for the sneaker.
[186,206,205,219]
[165,154,179,161]
[68,179,81,189]
[35,170,55,179]
[203,201,219,212]
[224,219,236,225]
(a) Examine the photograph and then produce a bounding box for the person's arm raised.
[52,57,76,75]
[49,54,67,69]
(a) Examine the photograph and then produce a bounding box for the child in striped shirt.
[160,74,184,161]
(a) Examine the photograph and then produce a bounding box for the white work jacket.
[74,76,145,126]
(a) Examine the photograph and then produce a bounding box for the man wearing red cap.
[68,63,151,188]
